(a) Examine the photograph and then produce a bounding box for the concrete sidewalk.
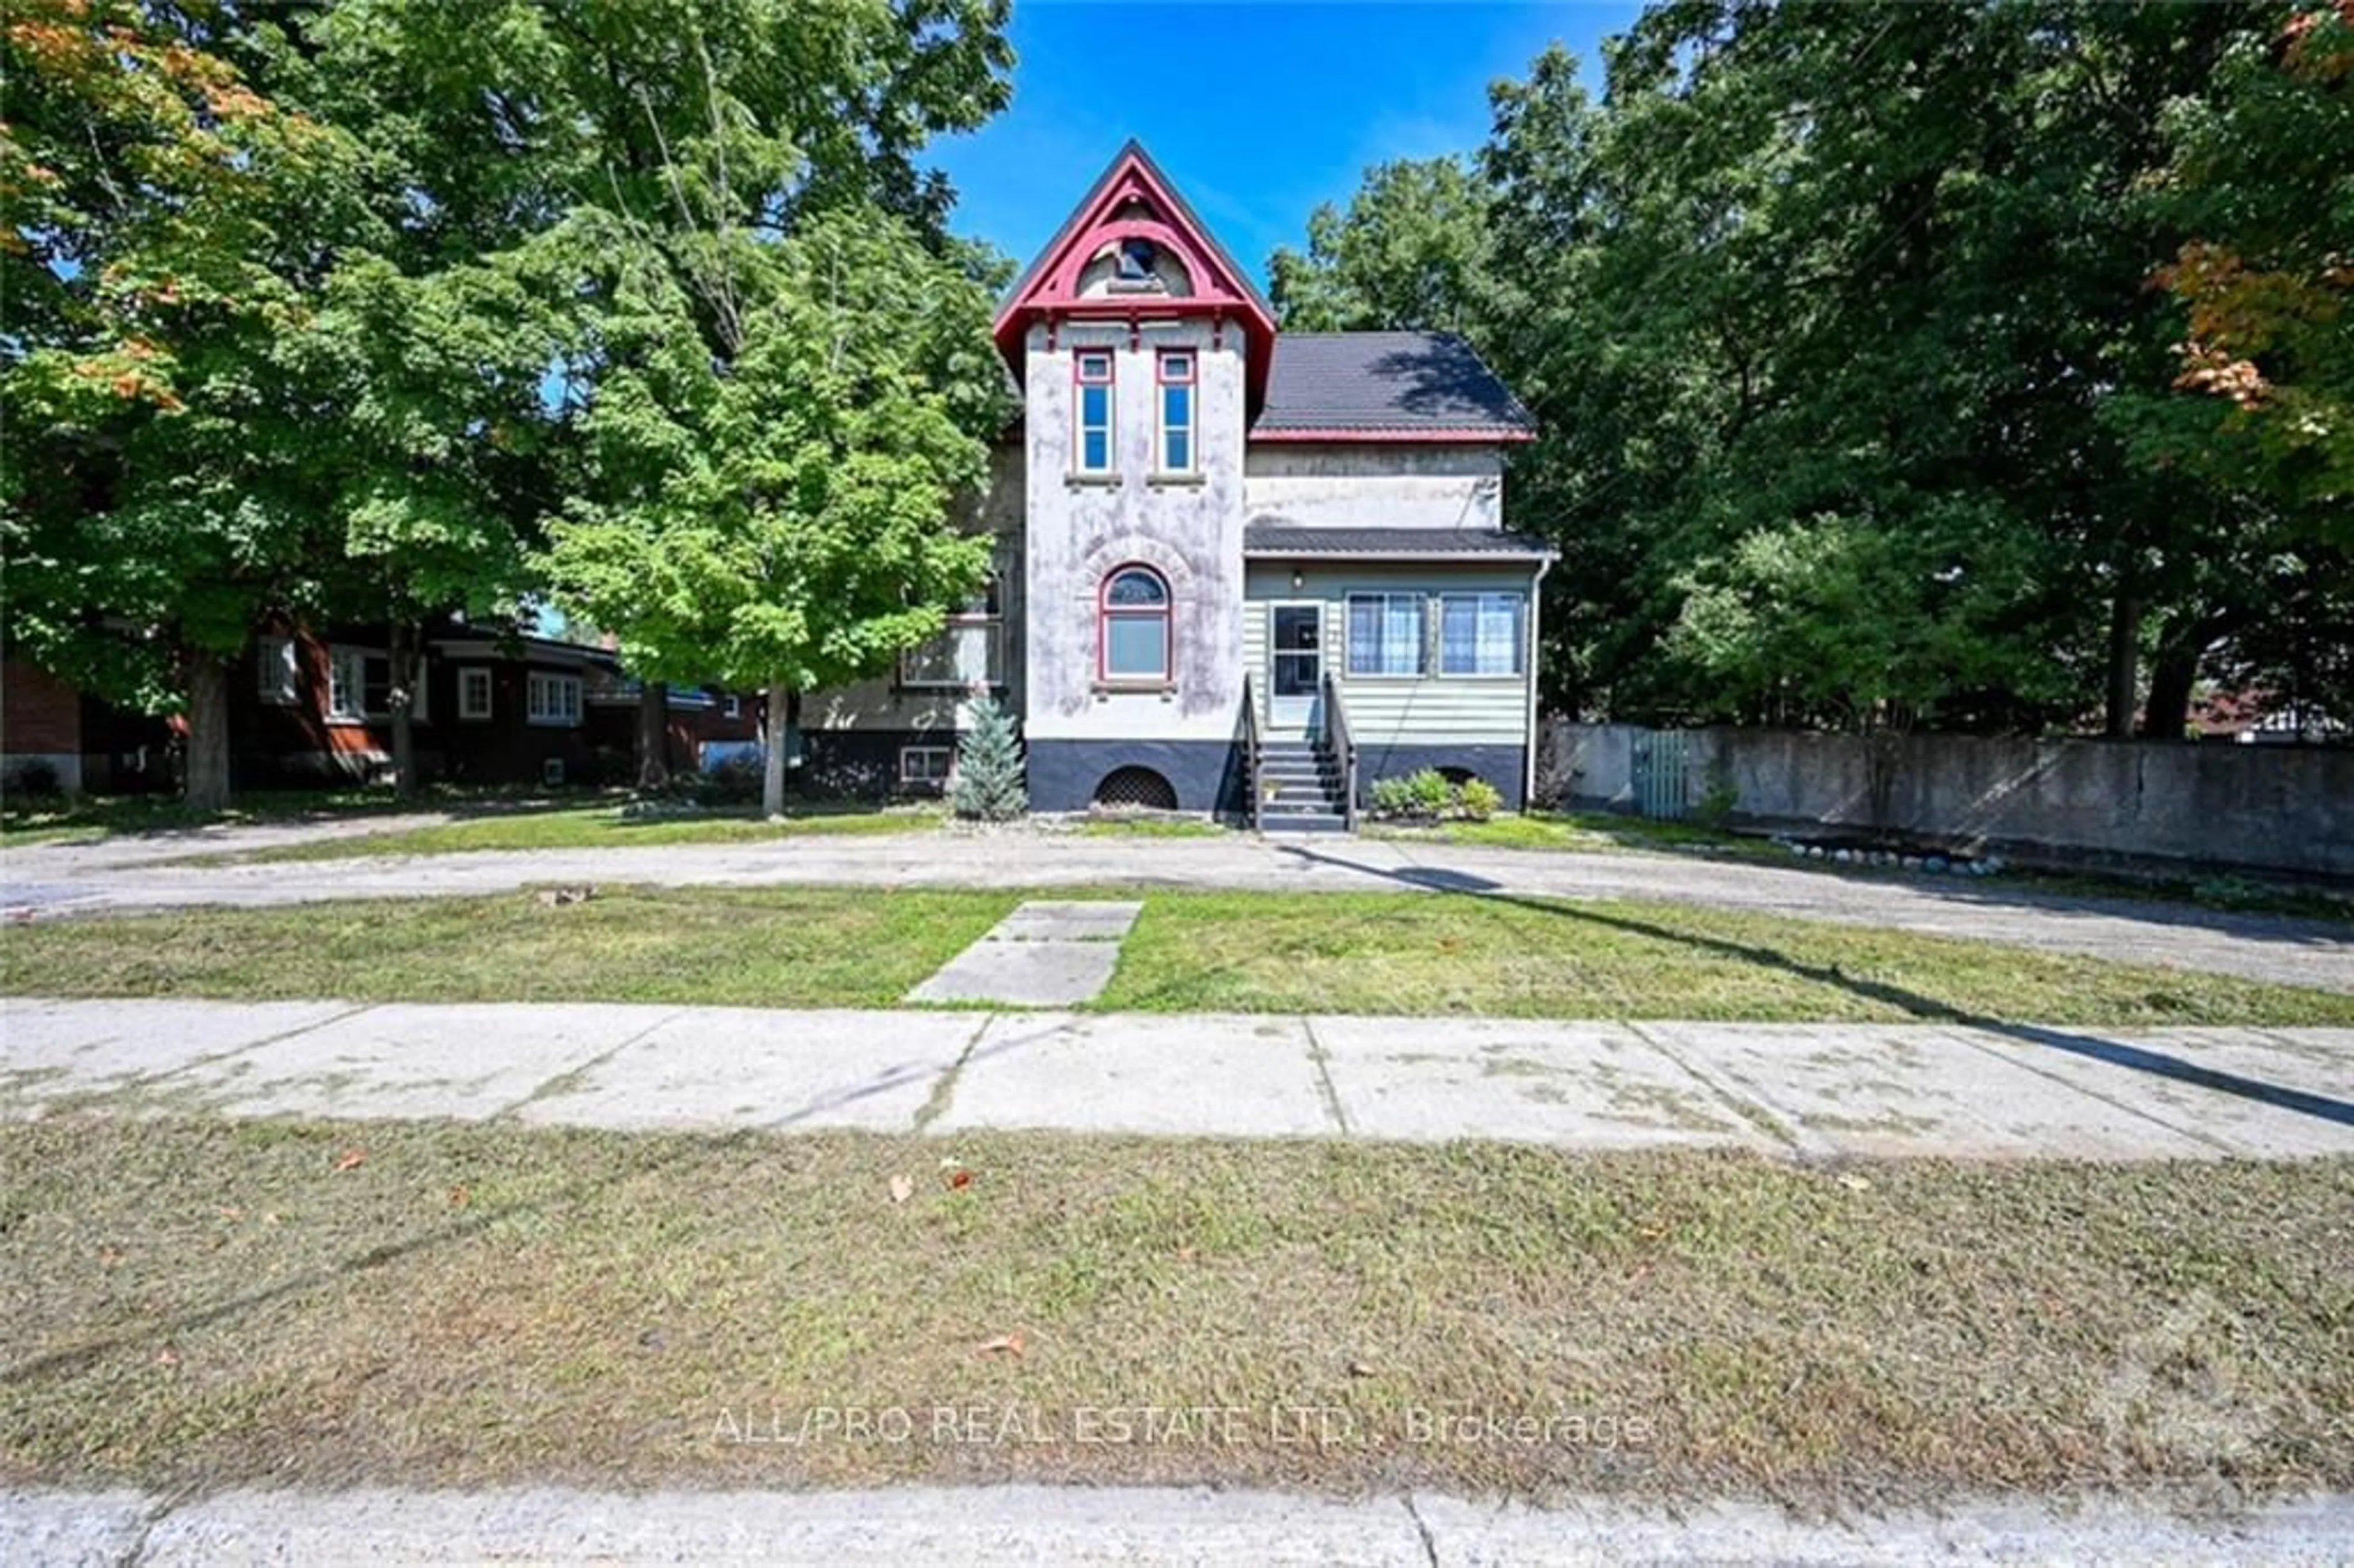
[12,1482,2354,1566]
[6,997,2349,1160]
[7,828,2350,992]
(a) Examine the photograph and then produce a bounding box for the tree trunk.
[387,622,419,799]
[183,651,231,813]
[636,680,670,790]
[2141,634,2208,741]
[763,678,790,819]
[2103,593,2142,739]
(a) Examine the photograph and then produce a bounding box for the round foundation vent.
[1092,766,1179,811]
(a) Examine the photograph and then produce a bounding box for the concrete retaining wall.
[1540,721,2354,879]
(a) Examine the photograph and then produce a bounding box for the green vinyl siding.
[1243,564,1536,748]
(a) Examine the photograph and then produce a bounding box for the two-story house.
[798,142,1553,828]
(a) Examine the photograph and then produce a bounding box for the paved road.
[9,997,2349,1160]
[6,828,2352,991]
[9,1482,2352,1566]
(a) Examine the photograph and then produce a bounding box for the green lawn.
[1366,810,1774,858]
[0,786,485,847]
[221,801,945,862]
[3,1116,2347,1501]
[0,887,1015,1008]
[6,886,2349,1025]
[1073,815,1229,839]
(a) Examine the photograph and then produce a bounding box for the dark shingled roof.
[1243,522,1555,561]
[1254,331,1534,436]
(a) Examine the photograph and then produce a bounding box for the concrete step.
[1260,816,1349,835]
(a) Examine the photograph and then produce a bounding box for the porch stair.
[1256,737,1350,834]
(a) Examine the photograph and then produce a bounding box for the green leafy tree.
[543,207,1007,817]
[1267,157,1492,333]
[2144,1,2354,527]
[2,0,375,809]
[948,694,1026,820]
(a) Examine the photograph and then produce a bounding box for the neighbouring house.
[0,658,175,796]
[240,624,761,788]
[2,629,760,795]
[796,141,1553,828]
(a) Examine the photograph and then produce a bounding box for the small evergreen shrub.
[1369,774,1418,816]
[1459,777,1503,821]
[1406,768,1453,816]
[950,695,1027,821]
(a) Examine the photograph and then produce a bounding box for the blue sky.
[929,2,1641,287]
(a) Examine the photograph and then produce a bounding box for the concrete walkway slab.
[10,1483,2354,1566]
[905,899,1141,1007]
[1952,1024,2354,1160]
[0,998,359,1114]
[934,1013,1333,1138]
[6,999,2350,1162]
[1636,1022,2224,1160]
[511,1007,988,1133]
[149,1002,675,1122]
[1312,1018,1774,1150]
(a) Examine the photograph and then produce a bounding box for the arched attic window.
[1099,565,1172,684]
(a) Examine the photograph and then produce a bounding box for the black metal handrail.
[1321,668,1358,832]
[1241,671,1263,832]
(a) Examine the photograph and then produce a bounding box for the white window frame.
[327,645,428,723]
[256,636,297,704]
[1074,349,1116,475]
[1157,349,1195,473]
[527,671,582,727]
[898,744,954,789]
[723,695,741,719]
[1436,592,1528,679]
[457,666,493,721]
[1345,593,1430,679]
[901,576,1006,692]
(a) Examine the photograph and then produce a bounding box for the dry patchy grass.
[1,1116,2348,1506]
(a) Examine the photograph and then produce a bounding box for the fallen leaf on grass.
[1347,1358,1376,1379]
[977,1332,1026,1359]
[888,1174,914,1205]
[333,1148,367,1172]
[947,1169,973,1190]
[154,1347,180,1368]
[1835,1173,1872,1193]
[448,1185,469,1208]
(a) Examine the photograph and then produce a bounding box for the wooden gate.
[1632,728,1690,820]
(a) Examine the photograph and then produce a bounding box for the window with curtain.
[1346,593,1427,677]
[1438,592,1526,677]
[1100,565,1171,682]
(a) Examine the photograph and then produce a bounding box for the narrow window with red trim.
[1157,349,1195,472]
[1075,349,1115,473]
[1100,565,1171,683]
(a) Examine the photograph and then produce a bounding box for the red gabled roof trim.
[994,140,1279,407]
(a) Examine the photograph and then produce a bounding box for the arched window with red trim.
[1099,565,1171,683]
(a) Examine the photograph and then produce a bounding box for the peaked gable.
[993,140,1278,404]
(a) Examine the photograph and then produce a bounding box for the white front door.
[1268,603,1323,735]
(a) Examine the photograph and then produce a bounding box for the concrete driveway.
[9,998,2349,1161]
[6,827,2352,991]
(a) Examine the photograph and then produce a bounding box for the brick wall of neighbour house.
[1,658,84,792]
[1,660,177,795]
